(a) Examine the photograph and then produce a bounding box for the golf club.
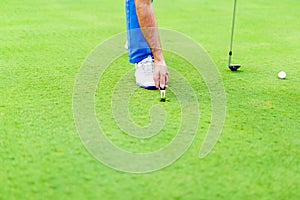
[228,0,241,71]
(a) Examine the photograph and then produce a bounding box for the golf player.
[125,0,168,89]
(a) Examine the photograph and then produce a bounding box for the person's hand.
[154,64,168,89]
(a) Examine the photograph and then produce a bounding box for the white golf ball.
[278,71,286,79]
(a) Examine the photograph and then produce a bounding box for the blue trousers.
[125,0,153,64]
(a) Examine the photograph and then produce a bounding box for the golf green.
[1,0,299,199]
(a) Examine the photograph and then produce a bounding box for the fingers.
[154,70,160,89]
[165,72,169,87]
[160,72,169,89]
[154,66,168,89]
[160,73,166,89]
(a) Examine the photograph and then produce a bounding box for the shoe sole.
[138,85,157,90]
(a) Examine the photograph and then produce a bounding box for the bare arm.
[134,0,168,88]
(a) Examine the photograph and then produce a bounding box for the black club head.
[229,64,241,71]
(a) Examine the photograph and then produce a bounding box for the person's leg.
[125,0,156,89]
[134,0,168,89]
[125,0,152,64]
[125,0,168,89]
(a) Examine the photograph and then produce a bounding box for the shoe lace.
[139,57,154,76]
[142,63,153,76]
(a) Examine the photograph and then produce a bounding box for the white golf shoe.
[135,56,156,89]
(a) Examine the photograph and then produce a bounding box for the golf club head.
[229,64,240,71]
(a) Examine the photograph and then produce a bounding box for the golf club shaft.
[229,0,237,66]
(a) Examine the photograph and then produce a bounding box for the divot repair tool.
[160,87,166,102]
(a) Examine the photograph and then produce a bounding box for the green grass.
[1,0,300,199]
